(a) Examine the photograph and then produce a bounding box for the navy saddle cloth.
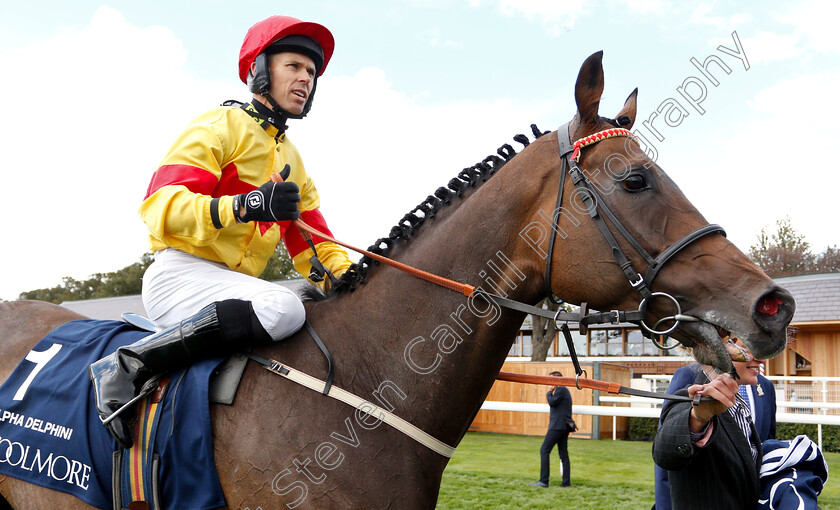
[0,319,226,509]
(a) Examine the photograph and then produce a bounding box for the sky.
[1,0,838,301]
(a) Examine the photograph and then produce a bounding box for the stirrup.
[100,376,161,426]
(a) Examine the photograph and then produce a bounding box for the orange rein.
[267,175,653,396]
[496,371,622,394]
[270,171,476,297]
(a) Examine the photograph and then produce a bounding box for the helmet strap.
[259,82,316,122]
[262,92,292,126]
[243,99,288,136]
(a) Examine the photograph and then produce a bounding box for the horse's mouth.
[714,326,749,362]
[672,319,747,374]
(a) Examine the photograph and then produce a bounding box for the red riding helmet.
[238,15,335,84]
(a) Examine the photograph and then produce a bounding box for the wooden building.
[765,273,840,378]
[57,273,839,436]
[473,272,840,437]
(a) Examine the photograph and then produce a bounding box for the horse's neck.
[313,155,547,447]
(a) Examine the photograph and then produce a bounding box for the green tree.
[259,244,300,281]
[19,247,300,304]
[19,253,155,303]
[749,217,815,278]
[530,299,569,361]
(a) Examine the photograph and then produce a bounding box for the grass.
[437,432,840,509]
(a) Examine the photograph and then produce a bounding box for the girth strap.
[248,320,334,395]
[244,354,457,457]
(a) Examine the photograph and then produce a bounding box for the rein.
[293,122,725,342]
[496,371,696,403]
[290,217,476,297]
[253,124,724,458]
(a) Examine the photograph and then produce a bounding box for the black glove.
[235,181,301,222]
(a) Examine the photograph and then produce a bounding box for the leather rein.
[283,122,726,403]
[239,122,734,458]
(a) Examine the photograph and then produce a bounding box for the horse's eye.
[623,174,647,192]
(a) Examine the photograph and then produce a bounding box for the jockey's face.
[262,51,316,116]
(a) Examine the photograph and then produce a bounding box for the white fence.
[481,375,840,450]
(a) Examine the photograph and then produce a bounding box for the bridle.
[536,122,726,343]
[239,124,729,458]
[288,121,727,382]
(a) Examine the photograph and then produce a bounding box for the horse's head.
[540,51,794,374]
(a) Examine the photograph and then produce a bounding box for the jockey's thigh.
[141,249,305,340]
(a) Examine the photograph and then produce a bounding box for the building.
[57,272,839,437]
[473,272,840,437]
[765,272,840,378]
[508,273,840,376]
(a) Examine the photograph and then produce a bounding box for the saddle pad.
[0,319,226,510]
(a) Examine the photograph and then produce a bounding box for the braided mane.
[329,123,549,296]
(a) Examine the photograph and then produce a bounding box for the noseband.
[289,122,726,349]
[543,122,726,340]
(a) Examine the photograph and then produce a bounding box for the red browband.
[571,127,636,162]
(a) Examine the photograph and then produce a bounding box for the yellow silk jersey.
[140,102,352,286]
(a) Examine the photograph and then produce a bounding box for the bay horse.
[0,51,793,509]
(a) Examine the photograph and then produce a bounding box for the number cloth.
[0,320,226,509]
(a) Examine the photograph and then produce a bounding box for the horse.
[0,51,793,509]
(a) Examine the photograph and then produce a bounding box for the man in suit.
[652,360,776,509]
[529,371,573,488]
[652,339,775,509]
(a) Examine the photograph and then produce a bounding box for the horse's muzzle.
[750,286,795,358]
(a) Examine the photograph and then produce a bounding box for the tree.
[814,245,840,274]
[259,244,299,281]
[19,253,155,303]
[530,298,564,361]
[749,217,815,278]
[18,247,300,304]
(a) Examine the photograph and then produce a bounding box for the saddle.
[121,313,249,405]
[112,314,248,510]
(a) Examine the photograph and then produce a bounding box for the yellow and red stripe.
[127,395,163,503]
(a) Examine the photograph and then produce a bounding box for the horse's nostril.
[757,294,784,316]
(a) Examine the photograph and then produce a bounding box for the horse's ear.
[574,51,605,130]
[615,88,638,129]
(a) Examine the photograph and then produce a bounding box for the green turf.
[437,432,839,509]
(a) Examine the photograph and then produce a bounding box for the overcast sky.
[1,1,837,301]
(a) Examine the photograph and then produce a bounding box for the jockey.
[89,15,353,448]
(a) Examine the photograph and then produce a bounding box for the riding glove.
[235,181,301,222]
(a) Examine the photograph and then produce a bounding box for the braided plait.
[331,124,547,294]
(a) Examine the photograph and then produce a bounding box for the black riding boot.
[88,299,271,448]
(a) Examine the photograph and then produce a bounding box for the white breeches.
[141,249,306,340]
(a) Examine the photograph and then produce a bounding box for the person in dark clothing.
[529,370,573,488]
[653,338,770,509]
[652,360,776,509]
